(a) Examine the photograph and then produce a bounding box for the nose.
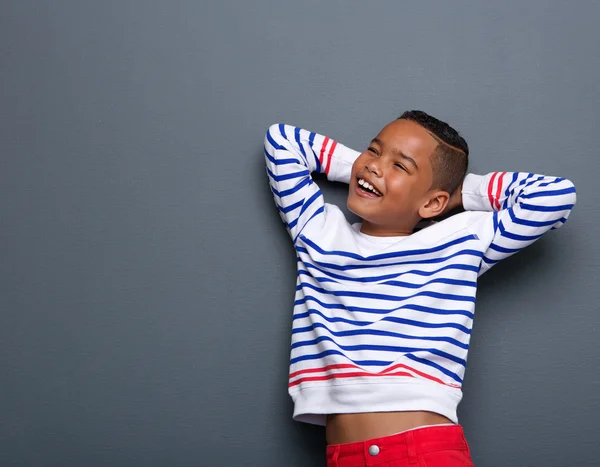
[366,158,382,177]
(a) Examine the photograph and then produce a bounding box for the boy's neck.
[359,220,416,237]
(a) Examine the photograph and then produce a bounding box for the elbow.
[265,123,283,141]
[264,123,286,151]
[556,179,577,228]
[562,178,577,207]
[264,124,287,165]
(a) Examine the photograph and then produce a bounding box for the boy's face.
[347,119,447,234]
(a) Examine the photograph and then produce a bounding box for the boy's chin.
[347,198,379,223]
[347,197,366,218]
[347,197,417,229]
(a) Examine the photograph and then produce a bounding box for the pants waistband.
[326,424,469,466]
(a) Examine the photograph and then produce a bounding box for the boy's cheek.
[351,153,367,172]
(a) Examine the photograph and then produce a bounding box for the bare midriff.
[326,411,454,445]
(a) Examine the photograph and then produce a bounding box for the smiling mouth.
[357,178,382,196]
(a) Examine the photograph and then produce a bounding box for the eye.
[368,147,379,155]
[395,163,407,172]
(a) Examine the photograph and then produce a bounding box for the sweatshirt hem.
[290,379,462,427]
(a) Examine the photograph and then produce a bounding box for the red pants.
[326,424,474,467]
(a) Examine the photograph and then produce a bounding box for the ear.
[418,190,450,219]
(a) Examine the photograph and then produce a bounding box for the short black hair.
[398,110,468,194]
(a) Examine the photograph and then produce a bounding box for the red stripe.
[319,137,330,167]
[324,140,337,175]
[289,370,416,388]
[289,363,356,379]
[487,172,499,210]
[494,172,506,210]
[379,363,451,386]
[288,362,460,389]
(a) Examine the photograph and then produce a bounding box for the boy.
[264,111,576,466]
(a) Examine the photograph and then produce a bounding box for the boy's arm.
[264,124,360,243]
[457,172,576,274]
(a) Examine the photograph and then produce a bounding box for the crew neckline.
[351,223,409,243]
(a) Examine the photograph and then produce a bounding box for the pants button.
[368,445,380,456]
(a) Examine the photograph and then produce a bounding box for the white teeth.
[358,178,381,196]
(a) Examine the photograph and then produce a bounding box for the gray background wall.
[1,1,599,466]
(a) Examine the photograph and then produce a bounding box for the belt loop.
[406,431,418,464]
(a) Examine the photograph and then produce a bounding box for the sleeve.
[264,123,360,243]
[461,171,577,274]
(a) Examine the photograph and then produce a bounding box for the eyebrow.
[371,138,419,171]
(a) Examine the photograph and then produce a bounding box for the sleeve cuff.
[461,173,492,211]
[329,144,361,184]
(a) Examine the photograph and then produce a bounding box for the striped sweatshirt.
[264,123,577,426]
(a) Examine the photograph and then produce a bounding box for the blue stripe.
[514,175,544,203]
[519,175,565,197]
[302,204,324,225]
[298,190,322,217]
[520,186,576,199]
[264,148,299,165]
[291,335,466,367]
[294,295,475,319]
[278,199,303,214]
[291,350,462,382]
[294,127,308,164]
[278,123,287,140]
[481,255,500,265]
[300,234,478,262]
[270,185,282,198]
[492,210,499,233]
[298,281,476,303]
[293,308,367,325]
[516,176,564,203]
[292,322,469,350]
[277,177,311,197]
[399,303,474,319]
[506,206,558,227]
[498,221,543,242]
[488,243,520,254]
[296,248,483,271]
[520,203,574,212]
[266,128,285,150]
[308,131,321,172]
[266,166,309,182]
[292,308,471,334]
[297,270,337,283]
[380,277,477,289]
[406,354,462,383]
[293,205,325,243]
[384,316,471,334]
[539,178,564,187]
[520,174,542,188]
[290,349,392,366]
[299,261,479,283]
[502,173,519,209]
